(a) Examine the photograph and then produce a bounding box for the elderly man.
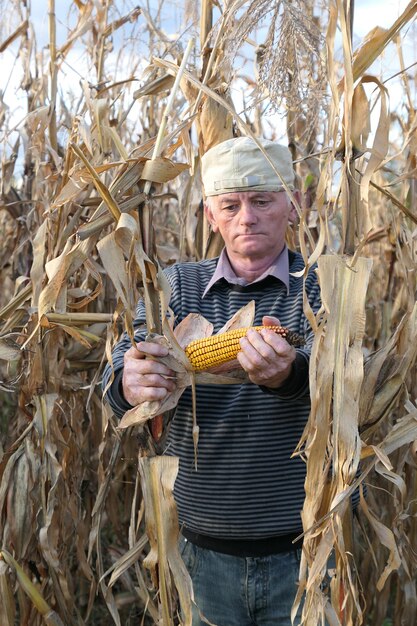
[103,136,321,625]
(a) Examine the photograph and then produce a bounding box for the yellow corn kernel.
[185,325,304,372]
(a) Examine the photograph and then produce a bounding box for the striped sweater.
[103,250,321,539]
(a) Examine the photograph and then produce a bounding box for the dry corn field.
[0,0,416,624]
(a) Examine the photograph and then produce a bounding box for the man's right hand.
[122,341,177,406]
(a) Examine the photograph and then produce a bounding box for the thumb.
[262,315,281,327]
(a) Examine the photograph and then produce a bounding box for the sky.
[2,1,414,87]
[3,1,414,82]
[21,1,413,49]
[0,0,415,162]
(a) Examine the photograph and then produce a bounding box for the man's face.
[204,191,296,262]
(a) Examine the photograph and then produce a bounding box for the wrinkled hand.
[122,340,177,406]
[237,315,296,388]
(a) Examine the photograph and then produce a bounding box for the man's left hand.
[237,315,296,388]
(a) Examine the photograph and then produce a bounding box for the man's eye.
[254,200,268,208]
[223,205,238,211]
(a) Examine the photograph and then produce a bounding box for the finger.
[126,357,176,377]
[122,368,176,405]
[236,349,256,372]
[137,340,170,358]
[262,315,281,327]
[238,339,270,372]
[260,328,292,356]
[125,384,170,405]
[123,358,174,382]
[138,386,171,401]
[135,372,176,391]
[241,329,276,362]
[124,342,174,378]
[125,341,169,360]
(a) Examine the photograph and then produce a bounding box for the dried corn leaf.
[0,19,28,52]
[97,212,161,331]
[102,6,142,37]
[70,143,121,220]
[57,3,94,58]
[215,300,255,335]
[358,76,389,231]
[351,82,371,153]
[97,231,133,312]
[105,125,129,161]
[297,255,372,624]
[195,91,234,154]
[141,156,189,184]
[1,138,20,195]
[106,534,148,586]
[0,336,21,361]
[361,408,417,461]
[173,313,213,348]
[52,174,89,208]
[351,1,417,81]
[0,559,15,625]
[133,73,175,98]
[30,221,48,306]
[4,439,40,559]
[38,236,99,317]
[0,283,32,321]
[25,105,50,135]
[359,302,417,436]
[359,488,401,591]
[39,317,94,348]
[139,456,193,626]
[0,550,65,626]
[374,460,407,506]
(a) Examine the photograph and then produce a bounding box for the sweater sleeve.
[258,349,310,401]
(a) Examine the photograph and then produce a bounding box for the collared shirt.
[202,246,290,298]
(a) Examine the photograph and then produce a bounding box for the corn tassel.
[185,325,305,371]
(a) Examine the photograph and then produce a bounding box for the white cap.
[201,136,295,197]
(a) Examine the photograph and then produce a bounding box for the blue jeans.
[179,536,302,626]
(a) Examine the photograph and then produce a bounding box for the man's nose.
[239,202,257,224]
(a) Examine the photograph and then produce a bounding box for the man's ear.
[204,200,219,232]
[288,190,301,224]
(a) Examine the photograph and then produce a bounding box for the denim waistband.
[181,528,301,557]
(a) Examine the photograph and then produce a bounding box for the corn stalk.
[295,1,417,624]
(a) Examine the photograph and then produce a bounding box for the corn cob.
[185,325,305,372]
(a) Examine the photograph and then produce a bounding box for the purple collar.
[202,246,290,298]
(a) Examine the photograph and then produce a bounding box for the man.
[103,136,321,625]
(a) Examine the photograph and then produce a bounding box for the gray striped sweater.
[103,250,321,539]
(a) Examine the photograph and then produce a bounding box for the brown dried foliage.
[0,1,416,625]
